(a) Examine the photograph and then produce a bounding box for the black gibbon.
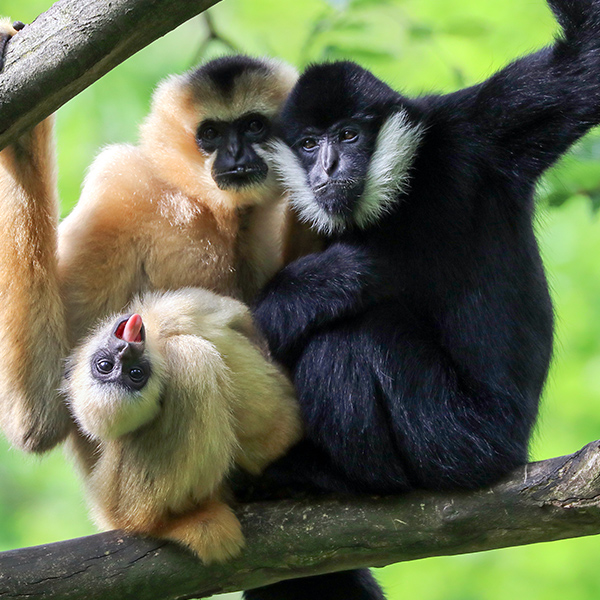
[0,22,298,453]
[243,0,600,598]
[64,287,301,563]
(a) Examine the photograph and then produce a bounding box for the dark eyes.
[96,359,114,374]
[246,119,265,134]
[341,129,358,141]
[128,367,145,382]
[200,126,219,142]
[95,359,145,381]
[301,130,358,150]
[302,138,318,150]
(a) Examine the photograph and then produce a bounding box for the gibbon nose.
[321,144,340,177]
[116,341,145,363]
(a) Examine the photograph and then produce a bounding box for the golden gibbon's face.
[139,56,298,208]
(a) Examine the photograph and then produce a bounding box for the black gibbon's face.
[294,120,379,218]
[273,61,423,234]
[91,315,152,391]
[197,112,271,191]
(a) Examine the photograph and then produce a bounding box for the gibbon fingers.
[64,287,301,563]
[0,20,299,453]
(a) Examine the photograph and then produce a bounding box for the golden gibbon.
[0,18,299,453]
[65,288,301,562]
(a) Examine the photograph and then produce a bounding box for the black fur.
[188,55,270,97]
[243,1,600,598]
[244,570,385,600]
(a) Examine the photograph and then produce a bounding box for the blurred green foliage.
[2,0,600,598]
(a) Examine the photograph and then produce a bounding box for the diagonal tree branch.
[1,441,600,600]
[0,0,223,152]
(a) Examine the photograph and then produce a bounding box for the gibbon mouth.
[113,314,146,343]
[314,181,363,216]
[214,166,268,190]
[314,179,357,193]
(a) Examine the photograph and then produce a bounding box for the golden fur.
[65,288,302,562]
[0,33,299,452]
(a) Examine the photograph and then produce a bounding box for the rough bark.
[0,0,222,152]
[1,441,600,600]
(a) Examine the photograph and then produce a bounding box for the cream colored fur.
[65,288,301,563]
[0,45,298,452]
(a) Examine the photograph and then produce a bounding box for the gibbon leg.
[155,498,245,564]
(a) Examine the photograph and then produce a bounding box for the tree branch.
[2,441,600,600]
[0,0,223,152]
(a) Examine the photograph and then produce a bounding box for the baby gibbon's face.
[90,314,151,391]
[67,314,164,441]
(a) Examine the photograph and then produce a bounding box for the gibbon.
[65,287,301,563]
[0,20,298,453]
[242,0,600,596]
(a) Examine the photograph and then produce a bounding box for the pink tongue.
[122,314,143,343]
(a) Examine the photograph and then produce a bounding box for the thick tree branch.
[0,0,223,152]
[1,441,600,600]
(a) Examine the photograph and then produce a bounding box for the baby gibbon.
[65,287,301,563]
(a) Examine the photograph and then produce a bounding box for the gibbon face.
[267,61,423,234]
[140,55,298,209]
[67,313,165,441]
[197,111,270,191]
[90,314,151,392]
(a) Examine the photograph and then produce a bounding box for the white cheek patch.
[259,141,349,235]
[354,109,424,229]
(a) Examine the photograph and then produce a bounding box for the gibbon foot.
[158,500,245,563]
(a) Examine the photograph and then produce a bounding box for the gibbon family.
[1,0,599,597]
[0,23,303,563]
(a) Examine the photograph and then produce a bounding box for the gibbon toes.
[160,500,245,564]
[0,18,22,72]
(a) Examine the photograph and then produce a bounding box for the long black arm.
[436,0,600,182]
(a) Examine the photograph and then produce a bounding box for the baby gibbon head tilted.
[65,288,302,563]
[139,55,298,210]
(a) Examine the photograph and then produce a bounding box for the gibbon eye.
[200,126,219,142]
[302,138,318,150]
[128,367,145,382]
[97,359,114,374]
[341,129,358,141]
[247,118,265,134]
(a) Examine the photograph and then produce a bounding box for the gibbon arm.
[0,118,71,451]
[442,0,600,181]
[0,123,146,451]
[57,148,149,344]
[253,243,376,364]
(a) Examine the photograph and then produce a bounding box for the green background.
[2,0,600,598]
